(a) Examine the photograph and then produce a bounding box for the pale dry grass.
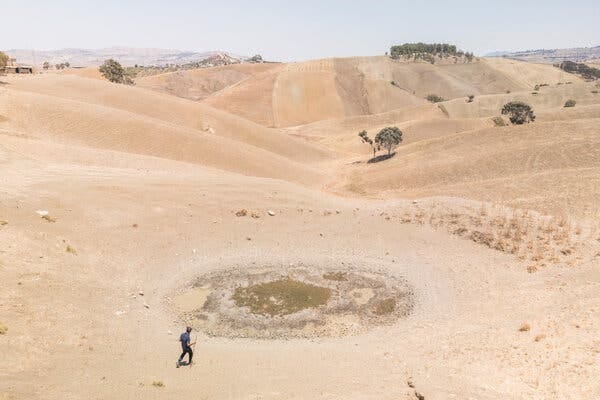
[396,202,599,271]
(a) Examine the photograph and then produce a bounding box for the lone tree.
[375,126,403,155]
[99,59,133,84]
[249,54,263,63]
[42,61,50,70]
[358,130,377,157]
[501,101,536,125]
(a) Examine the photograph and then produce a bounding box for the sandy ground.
[1,57,600,399]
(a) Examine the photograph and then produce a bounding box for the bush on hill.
[426,94,445,103]
[564,99,576,107]
[501,101,536,125]
[99,59,134,85]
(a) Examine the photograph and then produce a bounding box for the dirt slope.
[203,56,581,127]
[136,63,280,101]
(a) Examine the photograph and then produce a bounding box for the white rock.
[114,310,126,316]
[36,210,49,217]
[267,210,276,216]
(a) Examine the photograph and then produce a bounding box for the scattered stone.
[167,330,173,335]
[251,212,261,219]
[36,210,49,217]
[407,378,415,388]
[335,210,341,214]
[267,210,276,216]
[114,311,126,316]
[415,391,425,400]
[235,209,248,217]
[143,303,150,309]
[246,237,252,241]
[412,200,419,205]
[138,291,144,296]
[319,233,324,237]
[0,220,7,226]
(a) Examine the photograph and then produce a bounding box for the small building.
[3,58,34,74]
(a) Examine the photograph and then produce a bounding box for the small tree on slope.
[358,130,378,157]
[99,59,133,84]
[375,127,403,155]
[501,101,536,125]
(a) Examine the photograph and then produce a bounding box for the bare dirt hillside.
[203,57,579,127]
[1,57,600,400]
[136,63,280,101]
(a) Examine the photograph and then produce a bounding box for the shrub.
[375,126,403,155]
[42,61,50,70]
[467,94,475,103]
[99,59,134,85]
[358,130,377,157]
[501,101,536,125]
[592,90,598,94]
[426,94,445,103]
[492,116,508,127]
[0,52,8,71]
[564,99,576,107]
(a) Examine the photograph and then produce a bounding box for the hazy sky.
[2,0,598,61]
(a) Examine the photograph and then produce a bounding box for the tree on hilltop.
[501,101,536,125]
[99,59,133,85]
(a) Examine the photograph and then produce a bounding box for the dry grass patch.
[232,278,332,316]
[0,322,8,335]
[323,271,348,281]
[396,202,597,272]
[152,381,164,387]
[374,298,396,316]
[66,245,77,255]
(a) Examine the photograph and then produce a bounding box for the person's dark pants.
[179,346,193,364]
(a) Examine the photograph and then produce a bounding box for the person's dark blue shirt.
[180,332,190,350]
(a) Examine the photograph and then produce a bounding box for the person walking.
[176,326,196,368]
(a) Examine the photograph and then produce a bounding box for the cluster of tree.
[99,59,134,85]
[501,101,536,125]
[54,62,70,70]
[358,127,403,158]
[390,43,474,62]
[556,61,600,80]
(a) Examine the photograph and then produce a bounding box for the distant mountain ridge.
[5,47,247,67]
[486,45,600,63]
